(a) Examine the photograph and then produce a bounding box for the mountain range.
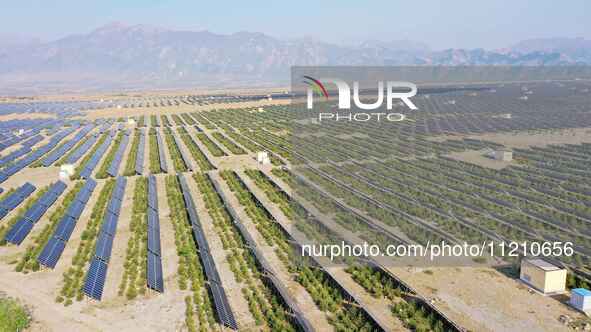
[1,22,590,94]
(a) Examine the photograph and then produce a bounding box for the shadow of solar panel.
[94,232,113,262]
[54,216,76,241]
[83,258,108,300]
[147,251,164,293]
[37,237,66,269]
[147,227,161,256]
[209,283,238,330]
[4,219,33,245]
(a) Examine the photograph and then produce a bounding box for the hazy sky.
[2,0,590,49]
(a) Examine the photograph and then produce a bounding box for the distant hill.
[0,23,589,94]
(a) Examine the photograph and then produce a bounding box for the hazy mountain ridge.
[0,23,589,93]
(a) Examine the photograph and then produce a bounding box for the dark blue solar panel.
[101,212,118,236]
[75,189,92,204]
[147,208,159,230]
[23,204,45,223]
[51,181,67,194]
[3,219,33,245]
[147,251,164,293]
[94,232,113,263]
[83,258,108,300]
[147,227,161,256]
[107,197,122,215]
[38,193,58,207]
[209,282,238,330]
[156,132,168,173]
[54,216,76,242]
[37,237,66,269]
[66,200,85,219]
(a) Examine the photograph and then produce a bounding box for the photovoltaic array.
[107,130,130,177]
[79,131,115,179]
[177,174,237,330]
[83,177,127,300]
[0,182,36,220]
[37,179,97,269]
[135,129,145,175]
[4,181,67,245]
[42,124,94,166]
[146,175,164,292]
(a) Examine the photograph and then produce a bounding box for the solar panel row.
[155,131,168,173]
[106,131,130,177]
[206,174,312,332]
[0,182,36,220]
[176,174,236,330]
[21,134,44,148]
[0,127,74,184]
[3,181,67,245]
[66,133,99,164]
[135,130,145,175]
[83,177,126,300]
[0,146,31,167]
[42,124,94,166]
[79,133,115,179]
[146,175,163,293]
[172,133,192,171]
[37,179,96,269]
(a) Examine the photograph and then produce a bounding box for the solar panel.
[107,197,122,215]
[54,216,76,242]
[147,208,159,230]
[83,258,108,300]
[94,232,114,263]
[101,211,118,236]
[147,227,161,256]
[135,133,145,175]
[23,204,46,223]
[75,188,92,204]
[0,182,36,218]
[148,189,158,210]
[209,283,238,330]
[66,200,85,219]
[37,237,66,269]
[147,251,164,293]
[3,219,33,245]
[156,131,168,173]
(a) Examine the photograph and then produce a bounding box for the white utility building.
[520,258,567,294]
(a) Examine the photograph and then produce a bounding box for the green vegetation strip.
[119,177,148,299]
[123,130,141,176]
[165,175,217,331]
[57,180,114,306]
[16,182,84,273]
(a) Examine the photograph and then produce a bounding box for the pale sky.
[2,0,590,49]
